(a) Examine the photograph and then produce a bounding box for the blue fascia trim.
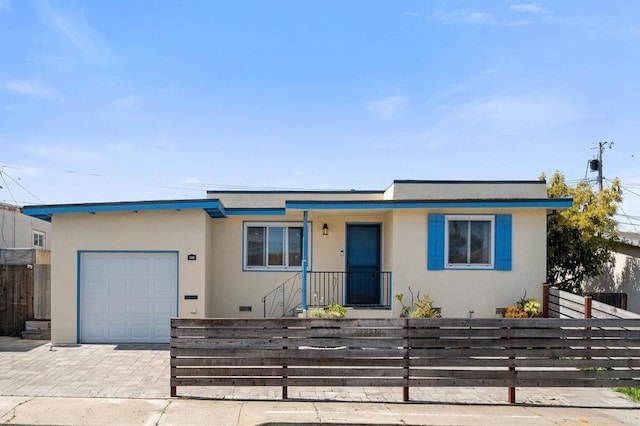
[22,199,226,221]
[286,199,573,210]
[226,208,287,216]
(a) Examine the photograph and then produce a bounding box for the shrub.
[503,305,529,318]
[308,302,346,318]
[396,287,440,318]
[502,293,541,318]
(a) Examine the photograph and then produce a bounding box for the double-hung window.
[244,222,305,270]
[428,213,512,271]
[445,215,494,269]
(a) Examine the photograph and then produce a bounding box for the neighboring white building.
[0,202,51,250]
[22,180,571,344]
[583,232,640,313]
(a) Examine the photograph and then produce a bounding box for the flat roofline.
[21,198,226,221]
[206,190,383,194]
[286,198,573,210]
[392,180,546,184]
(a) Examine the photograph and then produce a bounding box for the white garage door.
[79,252,178,343]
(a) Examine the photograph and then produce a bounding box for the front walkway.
[0,337,638,407]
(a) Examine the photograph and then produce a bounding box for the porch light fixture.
[322,223,329,236]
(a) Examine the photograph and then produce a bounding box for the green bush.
[396,288,440,318]
[502,292,541,318]
[308,302,346,318]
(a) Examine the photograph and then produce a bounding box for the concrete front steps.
[21,320,51,340]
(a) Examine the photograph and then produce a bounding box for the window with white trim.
[244,222,305,270]
[444,215,494,269]
[33,231,46,248]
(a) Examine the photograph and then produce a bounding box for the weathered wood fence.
[546,285,640,320]
[171,317,640,403]
[0,249,51,336]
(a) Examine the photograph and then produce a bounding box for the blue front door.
[346,224,381,305]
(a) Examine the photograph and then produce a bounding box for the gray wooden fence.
[170,317,640,403]
[547,285,640,319]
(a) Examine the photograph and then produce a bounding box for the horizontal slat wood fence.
[548,286,640,319]
[170,317,640,403]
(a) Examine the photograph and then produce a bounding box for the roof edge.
[392,180,546,184]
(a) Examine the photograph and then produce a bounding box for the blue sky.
[1,1,639,229]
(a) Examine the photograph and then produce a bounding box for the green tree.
[544,172,622,293]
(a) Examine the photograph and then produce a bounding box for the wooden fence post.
[507,320,516,404]
[584,296,592,360]
[584,296,592,319]
[542,284,549,318]
[403,318,410,402]
[282,325,288,400]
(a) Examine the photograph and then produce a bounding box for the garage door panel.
[108,301,128,315]
[154,302,173,315]
[109,325,128,339]
[132,325,152,338]
[131,302,150,315]
[154,326,170,339]
[80,252,178,343]
[129,279,152,296]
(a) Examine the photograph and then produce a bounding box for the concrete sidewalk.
[1,337,639,424]
[1,396,639,425]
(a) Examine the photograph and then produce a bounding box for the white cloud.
[113,95,139,109]
[467,12,494,24]
[180,177,202,185]
[365,96,409,120]
[432,9,531,27]
[623,25,640,37]
[0,0,13,14]
[510,3,546,14]
[436,93,583,133]
[38,0,113,65]
[2,80,55,98]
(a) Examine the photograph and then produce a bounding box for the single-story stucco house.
[22,180,572,344]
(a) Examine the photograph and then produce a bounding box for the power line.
[0,167,18,206]
[1,170,46,203]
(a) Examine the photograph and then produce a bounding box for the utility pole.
[590,141,613,192]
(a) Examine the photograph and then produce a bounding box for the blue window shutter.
[495,214,512,270]
[428,214,445,270]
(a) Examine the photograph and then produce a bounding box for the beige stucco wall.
[385,182,547,200]
[207,191,383,208]
[389,208,546,318]
[207,212,390,317]
[50,209,208,344]
[50,200,549,342]
[207,208,545,319]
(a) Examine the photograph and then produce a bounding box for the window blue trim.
[76,250,180,344]
[23,199,226,222]
[427,214,445,270]
[287,199,572,210]
[241,221,312,272]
